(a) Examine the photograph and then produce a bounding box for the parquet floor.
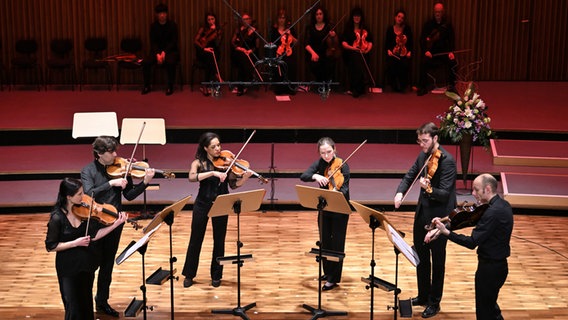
[0,210,567,319]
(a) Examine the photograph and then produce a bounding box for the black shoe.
[212,279,221,287]
[141,86,151,95]
[411,297,427,306]
[165,87,174,96]
[319,275,328,281]
[183,277,193,288]
[422,304,440,318]
[322,282,338,291]
[417,88,428,96]
[96,302,119,317]
[236,90,244,96]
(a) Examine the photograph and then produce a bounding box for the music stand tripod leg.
[302,196,348,319]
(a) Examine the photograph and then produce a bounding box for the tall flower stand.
[457,133,473,195]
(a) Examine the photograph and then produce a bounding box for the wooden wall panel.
[1,0,566,86]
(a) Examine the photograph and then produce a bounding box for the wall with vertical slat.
[1,0,566,86]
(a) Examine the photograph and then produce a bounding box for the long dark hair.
[310,5,329,26]
[203,12,219,30]
[195,132,220,161]
[54,177,82,214]
[345,6,367,31]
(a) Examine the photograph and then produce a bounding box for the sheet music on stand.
[384,222,420,267]
[116,224,161,265]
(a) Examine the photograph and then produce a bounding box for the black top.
[45,208,99,277]
[448,195,514,261]
[150,20,179,55]
[232,27,260,54]
[396,146,457,222]
[304,24,332,58]
[300,157,350,200]
[194,159,238,205]
[80,160,148,211]
[420,18,455,54]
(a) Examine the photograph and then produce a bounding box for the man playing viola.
[394,122,457,318]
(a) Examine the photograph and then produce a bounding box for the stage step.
[491,139,568,167]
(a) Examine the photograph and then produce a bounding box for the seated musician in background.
[231,11,261,96]
[425,173,513,320]
[194,12,223,96]
[182,132,252,288]
[394,122,456,318]
[81,136,155,317]
[300,137,350,291]
[341,7,373,98]
[304,5,338,91]
[270,8,298,95]
[417,2,457,96]
[45,178,127,320]
[141,3,179,96]
[385,9,413,93]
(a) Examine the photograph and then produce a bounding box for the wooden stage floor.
[0,210,567,319]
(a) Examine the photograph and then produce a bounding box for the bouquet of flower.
[437,82,493,148]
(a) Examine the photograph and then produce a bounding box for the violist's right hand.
[425,51,432,58]
[109,178,128,189]
[313,173,329,187]
[394,192,403,209]
[74,236,91,247]
[311,52,320,62]
[214,171,227,182]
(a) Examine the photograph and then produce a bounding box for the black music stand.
[209,189,266,320]
[143,194,191,320]
[295,185,351,320]
[350,201,419,319]
[116,224,162,319]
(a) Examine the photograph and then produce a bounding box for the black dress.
[45,209,99,320]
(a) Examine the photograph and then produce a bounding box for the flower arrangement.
[437,82,493,148]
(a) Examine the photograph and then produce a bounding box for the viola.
[325,157,345,191]
[425,202,489,232]
[197,22,226,49]
[323,14,346,59]
[276,32,294,57]
[212,150,269,184]
[106,157,175,180]
[393,33,408,57]
[424,148,442,193]
[353,29,370,52]
[72,194,141,230]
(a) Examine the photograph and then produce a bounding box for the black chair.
[46,39,77,90]
[81,37,113,91]
[10,39,43,91]
[116,38,143,91]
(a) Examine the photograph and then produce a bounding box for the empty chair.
[46,39,77,90]
[10,39,43,90]
[116,38,143,91]
[81,37,113,91]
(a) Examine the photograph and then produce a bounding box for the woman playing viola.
[341,7,374,98]
[194,12,223,96]
[45,178,127,320]
[182,132,252,288]
[304,5,337,87]
[270,8,298,95]
[385,9,413,93]
[300,137,350,291]
[231,12,261,96]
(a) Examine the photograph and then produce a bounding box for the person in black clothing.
[81,136,155,317]
[141,3,179,96]
[341,7,374,98]
[425,173,513,320]
[231,12,260,96]
[394,122,457,318]
[300,137,350,291]
[182,132,252,288]
[270,8,298,95]
[385,9,413,93]
[304,5,338,87]
[417,2,457,96]
[194,12,223,96]
[45,178,127,320]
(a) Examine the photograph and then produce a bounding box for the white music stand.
[295,185,351,320]
[72,112,118,138]
[120,118,166,216]
[209,189,265,320]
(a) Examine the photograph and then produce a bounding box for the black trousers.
[58,271,95,320]
[385,56,411,92]
[475,258,508,320]
[142,52,179,88]
[319,210,349,284]
[95,223,123,304]
[418,56,457,90]
[413,212,447,305]
[307,56,336,83]
[182,200,228,281]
